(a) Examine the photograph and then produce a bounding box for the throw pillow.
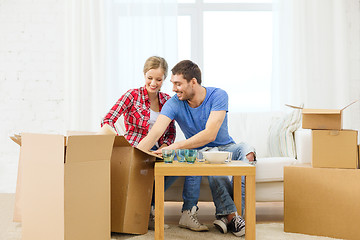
[268,108,302,158]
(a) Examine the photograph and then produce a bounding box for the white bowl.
[202,151,231,164]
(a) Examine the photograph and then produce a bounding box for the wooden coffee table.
[154,161,256,240]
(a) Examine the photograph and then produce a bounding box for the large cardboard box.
[111,136,157,234]
[284,165,360,240]
[287,100,358,130]
[312,129,358,168]
[18,133,114,240]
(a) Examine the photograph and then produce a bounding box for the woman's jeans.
[151,176,201,212]
[150,145,201,212]
[151,142,255,214]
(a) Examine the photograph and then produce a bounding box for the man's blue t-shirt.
[160,87,234,148]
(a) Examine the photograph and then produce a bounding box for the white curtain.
[272,0,360,130]
[64,0,178,132]
[105,0,178,111]
[64,0,107,132]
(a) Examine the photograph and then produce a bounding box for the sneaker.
[148,207,169,230]
[213,216,228,234]
[179,206,209,231]
[228,214,245,237]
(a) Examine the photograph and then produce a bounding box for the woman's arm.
[101,89,134,131]
[137,114,173,151]
[157,119,176,147]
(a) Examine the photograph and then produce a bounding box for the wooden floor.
[164,201,283,224]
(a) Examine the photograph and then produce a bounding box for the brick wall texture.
[0,0,65,192]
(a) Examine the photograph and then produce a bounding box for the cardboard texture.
[286,100,358,130]
[19,133,114,240]
[312,130,358,169]
[10,134,23,222]
[111,136,156,234]
[284,165,360,240]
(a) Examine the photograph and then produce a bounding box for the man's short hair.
[171,60,202,84]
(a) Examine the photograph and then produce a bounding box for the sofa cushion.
[228,112,284,158]
[164,177,286,202]
[268,109,302,158]
[256,157,296,182]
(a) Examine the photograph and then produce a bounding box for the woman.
[101,56,176,148]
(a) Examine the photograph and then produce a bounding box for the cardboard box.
[286,100,358,130]
[312,129,358,169]
[284,165,360,239]
[110,136,157,234]
[18,133,114,240]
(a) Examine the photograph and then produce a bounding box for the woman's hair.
[171,60,201,84]
[143,56,168,79]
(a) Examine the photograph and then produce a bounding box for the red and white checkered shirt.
[101,86,176,147]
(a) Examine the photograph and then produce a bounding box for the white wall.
[0,0,65,192]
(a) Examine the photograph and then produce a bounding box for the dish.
[202,151,231,164]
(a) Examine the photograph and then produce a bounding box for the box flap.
[302,109,341,114]
[136,147,161,158]
[112,135,162,158]
[10,135,22,146]
[113,135,132,147]
[21,133,65,239]
[285,104,303,110]
[65,135,114,163]
[341,99,359,111]
[287,100,358,113]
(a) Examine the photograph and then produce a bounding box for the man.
[137,60,255,237]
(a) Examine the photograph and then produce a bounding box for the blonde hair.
[143,56,168,79]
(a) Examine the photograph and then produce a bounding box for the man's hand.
[153,142,180,155]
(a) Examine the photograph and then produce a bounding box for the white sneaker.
[213,216,229,234]
[179,206,209,232]
[148,206,169,230]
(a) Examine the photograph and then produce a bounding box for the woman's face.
[144,68,165,94]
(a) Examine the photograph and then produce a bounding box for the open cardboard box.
[11,133,114,240]
[11,131,160,236]
[284,165,360,239]
[286,100,358,130]
[110,135,159,234]
[93,125,160,234]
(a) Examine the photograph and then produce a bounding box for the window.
[177,0,272,112]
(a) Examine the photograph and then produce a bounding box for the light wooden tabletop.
[155,161,256,176]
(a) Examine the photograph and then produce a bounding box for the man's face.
[170,74,195,101]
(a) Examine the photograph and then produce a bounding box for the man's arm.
[155,110,226,153]
[137,114,173,151]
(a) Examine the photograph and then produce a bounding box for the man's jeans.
[151,142,255,214]
[207,142,256,216]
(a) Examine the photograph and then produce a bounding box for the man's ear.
[191,78,197,85]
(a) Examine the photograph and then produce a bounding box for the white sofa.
[164,111,302,202]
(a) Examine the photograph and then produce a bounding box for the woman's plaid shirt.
[101,86,176,147]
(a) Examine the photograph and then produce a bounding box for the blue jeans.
[151,143,255,214]
[151,176,201,211]
[206,142,256,216]
[150,146,201,211]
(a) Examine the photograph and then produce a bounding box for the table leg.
[245,175,256,240]
[155,175,164,240]
[233,176,242,215]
